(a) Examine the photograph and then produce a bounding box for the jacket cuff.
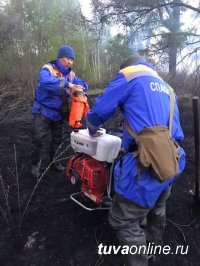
[88,128,98,136]
[86,116,100,135]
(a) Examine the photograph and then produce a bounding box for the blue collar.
[56,59,71,76]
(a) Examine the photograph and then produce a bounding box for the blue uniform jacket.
[32,61,88,121]
[86,61,186,208]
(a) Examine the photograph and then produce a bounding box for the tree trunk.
[168,0,181,77]
[168,38,178,78]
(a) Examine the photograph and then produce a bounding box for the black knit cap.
[120,55,145,70]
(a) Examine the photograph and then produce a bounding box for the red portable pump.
[66,91,122,210]
[66,154,109,205]
[66,90,112,210]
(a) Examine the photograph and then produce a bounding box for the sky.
[78,0,200,22]
[78,0,92,19]
[78,0,124,35]
[77,0,200,70]
[78,0,200,33]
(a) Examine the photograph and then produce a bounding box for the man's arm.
[73,76,88,91]
[86,73,128,135]
[39,68,76,96]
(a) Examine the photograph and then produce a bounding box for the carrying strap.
[168,86,175,135]
[124,87,175,140]
[124,120,138,142]
[119,65,175,137]
[124,86,176,181]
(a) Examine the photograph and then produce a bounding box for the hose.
[86,94,94,107]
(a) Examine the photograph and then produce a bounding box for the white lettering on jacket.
[150,82,169,95]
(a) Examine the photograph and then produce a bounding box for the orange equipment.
[69,86,90,129]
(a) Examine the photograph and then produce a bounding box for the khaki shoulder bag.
[124,87,180,183]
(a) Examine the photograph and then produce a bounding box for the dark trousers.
[108,188,171,266]
[31,114,63,167]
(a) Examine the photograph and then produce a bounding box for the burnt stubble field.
[0,95,200,266]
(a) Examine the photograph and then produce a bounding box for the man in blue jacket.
[86,55,185,266]
[31,45,88,177]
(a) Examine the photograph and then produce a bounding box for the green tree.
[104,34,132,80]
[0,0,90,83]
[91,0,200,76]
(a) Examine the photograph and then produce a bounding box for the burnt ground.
[0,96,200,266]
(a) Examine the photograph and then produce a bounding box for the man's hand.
[75,85,84,91]
[65,83,77,96]
[66,84,85,96]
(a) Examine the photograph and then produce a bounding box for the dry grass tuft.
[0,82,33,124]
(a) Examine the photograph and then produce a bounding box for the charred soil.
[0,96,200,266]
